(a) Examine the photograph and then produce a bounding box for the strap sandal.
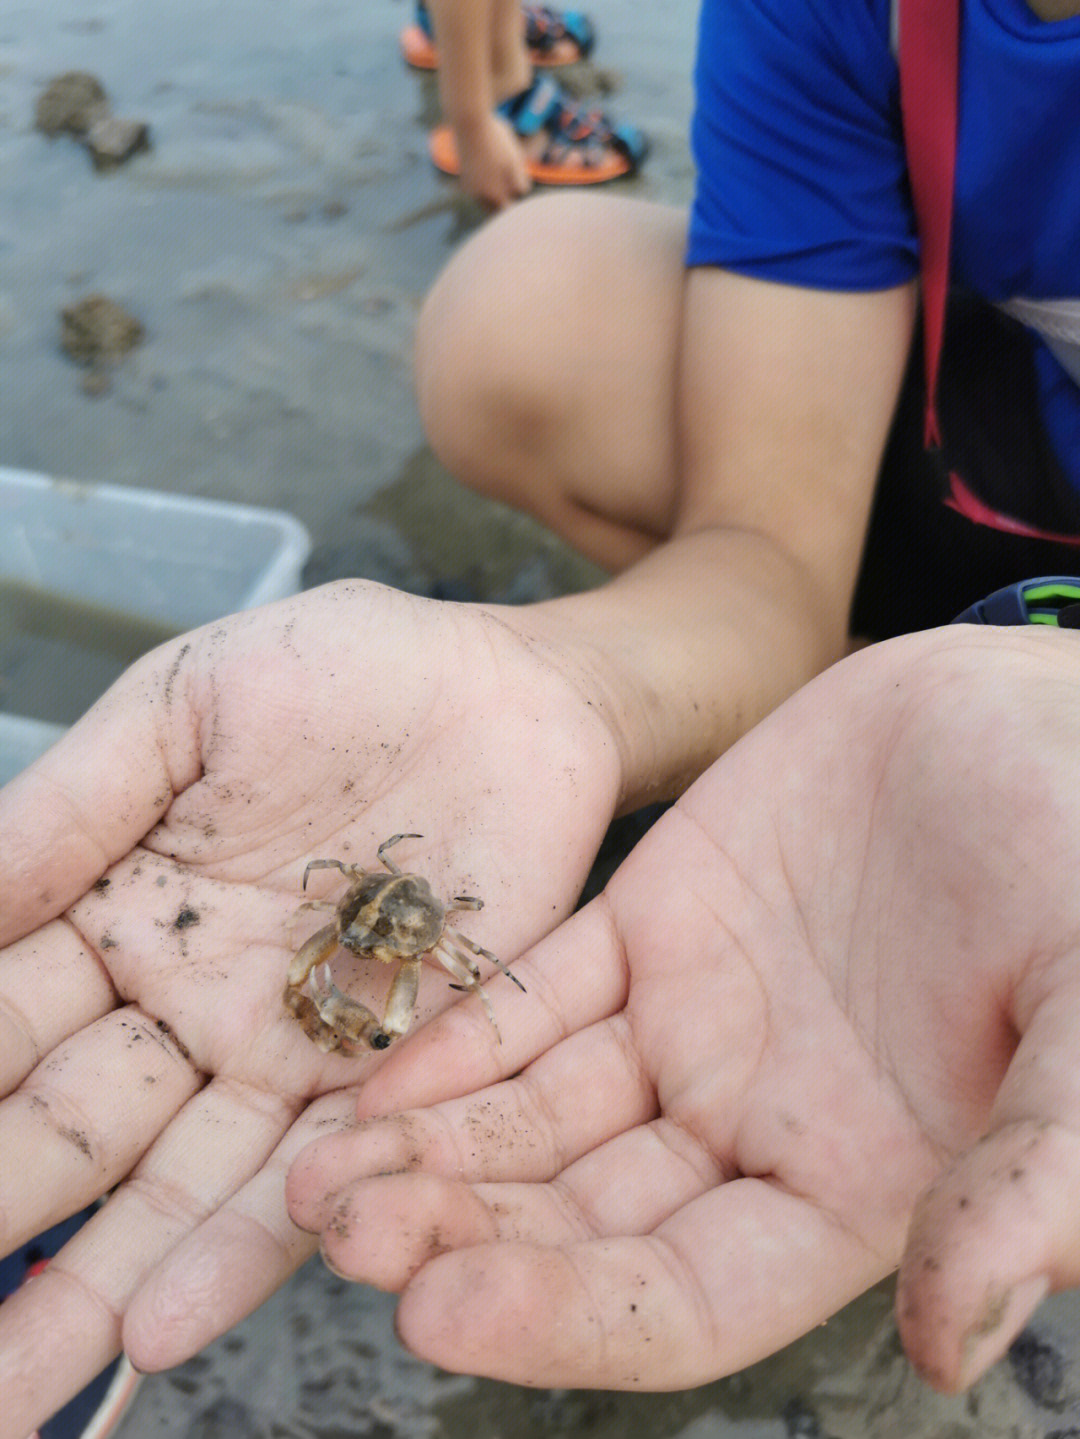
[402,2,595,71]
[523,6,595,65]
[429,74,648,186]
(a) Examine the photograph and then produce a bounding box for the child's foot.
[429,74,648,186]
[402,3,596,71]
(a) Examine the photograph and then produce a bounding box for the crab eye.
[370,1031,392,1051]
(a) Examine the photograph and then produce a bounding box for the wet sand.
[0,0,692,589]
[3,2,1080,1435]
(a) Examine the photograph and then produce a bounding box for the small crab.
[284,832,524,1053]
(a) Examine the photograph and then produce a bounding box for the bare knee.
[415,194,593,492]
[415,194,688,568]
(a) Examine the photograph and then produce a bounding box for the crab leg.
[449,927,527,993]
[286,922,338,992]
[376,832,423,874]
[381,957,422,1039]
[303,858,357,890]
[283,923,346,1052]
[434,937,503,1042]
[285,898,338,946]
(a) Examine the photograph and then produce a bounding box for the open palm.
[0,580,621,1439]
[289,625,1080,1394]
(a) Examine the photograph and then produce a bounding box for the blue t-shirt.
[686,0,1080,493]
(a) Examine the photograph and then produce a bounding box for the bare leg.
[489,0,533,101]
[415,194,689,572]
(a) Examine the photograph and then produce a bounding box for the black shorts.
[850,293,1080,639]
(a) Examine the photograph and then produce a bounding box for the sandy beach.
[3,1,1080,1434]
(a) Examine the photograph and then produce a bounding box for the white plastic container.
[0,712,68,785]
[0,467,311,785]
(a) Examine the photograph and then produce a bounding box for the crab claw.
[309,963,392,1051]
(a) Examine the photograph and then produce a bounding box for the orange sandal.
[402,3,595,71]
[429,75,647,186]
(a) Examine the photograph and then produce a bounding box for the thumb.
[0,639,196,945]
[897,986,1080,1391]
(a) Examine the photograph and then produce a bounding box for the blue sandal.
[430,74,648,185]
[403,2,596,71]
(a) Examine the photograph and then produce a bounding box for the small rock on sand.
[84,114,151,169]
[35,72,150,169]
[34,71,109,136]
[60,295,144,365]
[60,295,145,395]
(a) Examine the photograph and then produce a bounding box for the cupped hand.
[289,624,1080,1394]
[0,580,621,1438]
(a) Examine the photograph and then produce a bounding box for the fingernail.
[318,1233,353,1281]
[956,1274,1050,1389]
[320,1249,351,1281]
